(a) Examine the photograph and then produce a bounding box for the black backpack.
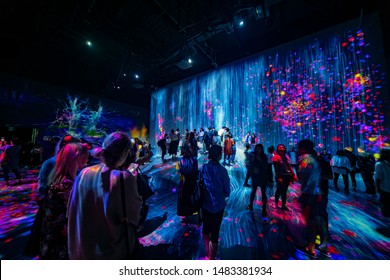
[157,139,164,148]
[364,154,376,172]
[318,154,333,180]
[357,153,375,173]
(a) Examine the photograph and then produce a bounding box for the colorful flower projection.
[246,29,386,152]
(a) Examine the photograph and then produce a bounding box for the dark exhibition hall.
[1,0,390,262]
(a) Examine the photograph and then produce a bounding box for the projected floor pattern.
[1,150,390,260]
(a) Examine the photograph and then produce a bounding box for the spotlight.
[135,74,139,79]
[86,40,92,47]
[123,73,127,77]
[233,15,246,28]
[176,59,192,69]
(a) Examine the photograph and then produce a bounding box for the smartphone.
[128,163,140,175]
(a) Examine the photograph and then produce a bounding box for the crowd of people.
[1,127,390,260]
[155,125,390,258]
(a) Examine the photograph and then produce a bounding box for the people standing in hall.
[198,128,205,152]
[200,145,230,260]
[177,144,199,223]
[212,130,222,146]
[186,131,198,158]
[330,149,352,193]
[205,127,215,152]
[174,128,181,156]
[157,133,168,163]
[272,144,297,210]
[119,138,153,234]
[244,132,252,146]
[287,146,298,174]
[168,129,177,159]
[317,147,333,236]
[223,134,234,166]
[184,129,190,140]
[267,146,275,193]
[375,147,390,217]
[30,142,43,166]
[0,138,22,185]
[357,146,376,195]
[344,147,358,191]
[37,135,82,196]
[39,142,89,259]
[24,135,83,258]
[218,126,227,145]
[243,143,253,187]
[246,144,269,216]
[250,133,257,150]
[68,131,143,259]
[230,135,238,164]
[297,139,328,258]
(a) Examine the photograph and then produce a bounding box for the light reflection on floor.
[1,151,390,260]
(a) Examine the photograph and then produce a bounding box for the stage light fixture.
[86,40,92,47]
[188,58,192,64]
[233,15,246,28]
[135,74,139,79]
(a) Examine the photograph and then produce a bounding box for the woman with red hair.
[39,142,89,259]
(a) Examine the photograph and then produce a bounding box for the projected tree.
[51,95,106,138]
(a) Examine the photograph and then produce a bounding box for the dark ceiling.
[0,0,388,110]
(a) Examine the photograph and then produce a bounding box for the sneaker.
[281,206,289,211]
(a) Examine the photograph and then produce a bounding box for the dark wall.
[0,72,150,143]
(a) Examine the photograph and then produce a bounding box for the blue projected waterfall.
[150,15,389,154]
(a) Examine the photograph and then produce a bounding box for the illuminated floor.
[1,151,390,260]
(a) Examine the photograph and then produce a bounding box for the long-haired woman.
[272,144,297,210]
[39,142,89,259]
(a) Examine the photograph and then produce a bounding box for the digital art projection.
[150,14,389,154]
